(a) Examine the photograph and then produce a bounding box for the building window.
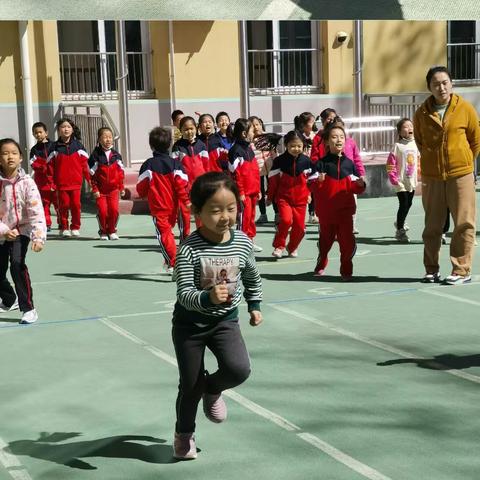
[57,21,153,100]
[247,21,321,95]
[447,21,480,85]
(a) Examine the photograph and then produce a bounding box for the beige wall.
[0,22,22,103]
[150,21,241,101]
[363,21,447,93]
[322,21,354,95]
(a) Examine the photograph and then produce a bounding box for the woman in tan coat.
[414,66,480,285]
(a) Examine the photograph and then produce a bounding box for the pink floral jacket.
[0,169,47,243]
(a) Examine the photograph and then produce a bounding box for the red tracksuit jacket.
[29,140,55,191]
[228,139,260,197]
[88,146,125,195]
[267,152,313,205]
[47,138,90,190]
[171,138,208,189]
[198,133,229,172]
[136,151,189,217]
[310,153,366,224]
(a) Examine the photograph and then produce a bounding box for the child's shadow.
[5,432,179,469]
[377,353,480,371]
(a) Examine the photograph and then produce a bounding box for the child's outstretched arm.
[240,246,263,326]
[25,178,47,250]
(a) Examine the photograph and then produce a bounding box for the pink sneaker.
[203,393,227,423]
[173,432,197,460]
[314,266,326,276]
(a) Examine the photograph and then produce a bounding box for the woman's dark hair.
[396,117,412,139]
[149,126,171,153]
[190,171,240,214]
[319,108,337,125]
[171,109,184,122]
[215,111,230,124]
[294,112,317,132]
[330,116,345,128]
[322,124,346,141]
[179,116,196,131]
[232,118,252,140]
[283,130,306,148]
[0,138,22,155]
[247,115,265,132]
[426,66,452,88]
[198,113,215,125]
[32,121,48,132]
[56,117,81,141]
[97,126,113,139]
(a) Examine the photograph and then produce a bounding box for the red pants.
[154,212,178,267]
[58,189,82,231]
[273,199,306,252]
[239,194,257,239]
[96,190,120,235]
[40,190,58,227]
[317,218,356,277]
[177,203,201,242]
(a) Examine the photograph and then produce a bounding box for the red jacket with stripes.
[29,140,55,191]
[228,139,260,197]
[88,146,125,194]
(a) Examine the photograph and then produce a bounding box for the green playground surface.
[1,193,480,480]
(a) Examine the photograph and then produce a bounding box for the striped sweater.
[173,229,262,325]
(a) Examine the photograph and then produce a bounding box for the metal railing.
[58,102,120,157]
[248,48,321,95]
[59,51,154,101]
[447,42,480,86]
[263,115,400,154]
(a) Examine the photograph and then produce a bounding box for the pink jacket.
[0,169,47,244]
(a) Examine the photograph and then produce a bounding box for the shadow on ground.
[53,272,173,283]
[5,432,178,470]
[378,353,480,371]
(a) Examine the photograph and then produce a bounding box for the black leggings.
[0,235,33,312]
[172,319,251,433]
[396,191,415,229]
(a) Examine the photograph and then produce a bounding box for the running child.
[88,127,125,240]
[47,118,90,237]
[310,125,366,280]
[198,114,227,172]
[228,118,262,252]
[29,122,57,232]
[386,118,420,242]
[172,116,208,240]
[172,171,262,460]
[137,127,190,274]
[267,131,313,258]
[0,138,46,324]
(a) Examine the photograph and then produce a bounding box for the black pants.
[172,319,251,433]
[0,235,34,312]
[396,191,415,229]
[443,208,450,234]
[308,197,315,216]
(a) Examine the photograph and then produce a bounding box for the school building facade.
[1,20,479,164]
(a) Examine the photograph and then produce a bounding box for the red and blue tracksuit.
[88,146,125,236]
[47,138,90,231]
[171,138,208,239]
[29,139,58,228]
[310,153,366,277]
[136,151,189,268]
[267,152,313,253]
[198,132,229,172]
[228,139,260,239]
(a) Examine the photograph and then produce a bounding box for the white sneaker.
[252,244,263,252]
[308,214,319,224]
[20,309,38,324]
[421,272,441,283]
[394,221,410,232]
[0,298,19,313]
[353,227,359,235]
[395,228,409,242]
[164,264,174,275]
[70,230,80,237]
[109,233,120,240]
[288,249,298,258]
[443,274,472,285]
[99,234,109,241]
[60,230,71,237]
[272,248,283,258]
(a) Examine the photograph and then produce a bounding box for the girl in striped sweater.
[172,171,262,460]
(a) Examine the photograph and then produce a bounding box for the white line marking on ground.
[365,213,424,221]
[421,288,480,306]
[268,304,480,385]
[107,310,172,319]
[100,318,393,480]
[0,437,33,480]
[87,270,118,275]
